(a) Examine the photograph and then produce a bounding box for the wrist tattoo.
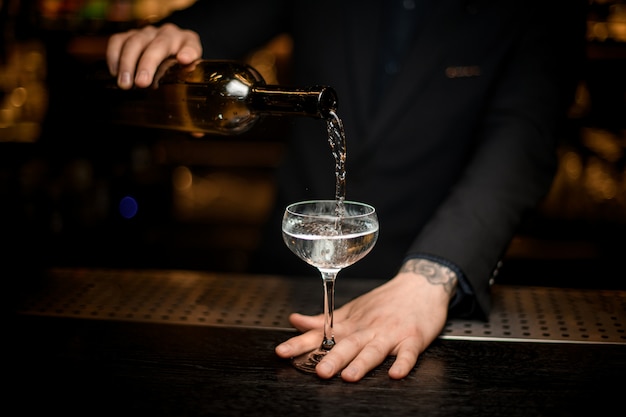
[401,259,458,295]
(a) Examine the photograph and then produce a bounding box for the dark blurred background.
[1,1,625,290]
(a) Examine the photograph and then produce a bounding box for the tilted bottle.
[101,59,338,135]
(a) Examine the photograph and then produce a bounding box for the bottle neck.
[249,85,338,119]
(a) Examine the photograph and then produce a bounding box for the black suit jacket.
[167,0,585,318]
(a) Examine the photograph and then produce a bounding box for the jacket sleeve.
[406,1,586,319]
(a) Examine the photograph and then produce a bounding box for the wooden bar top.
[8,315,624,417]
[7,267,626,416]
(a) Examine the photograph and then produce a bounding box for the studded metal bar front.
[15,268,626,344]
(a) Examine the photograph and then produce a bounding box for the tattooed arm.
[400,258,458,298]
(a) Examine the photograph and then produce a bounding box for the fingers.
[320,336,387,381]
[275,313,324,359]
[318,335,420,381]
[318,331,391,381]
[278,309,425,381]
[387,340,421,380]
[173,33,203,65]
[277,331,421,381]
[275,331,322,359]
[107,26,160,89]
[106,23,203,90]
[106,31,132,76]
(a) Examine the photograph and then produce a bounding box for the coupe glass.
[281,199,379,373]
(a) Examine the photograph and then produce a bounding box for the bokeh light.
[119,196,139,219]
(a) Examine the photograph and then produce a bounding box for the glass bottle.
[101,59,338,135]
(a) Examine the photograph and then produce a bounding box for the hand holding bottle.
[107,23,203,89]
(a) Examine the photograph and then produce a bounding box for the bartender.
[106,0,586,381]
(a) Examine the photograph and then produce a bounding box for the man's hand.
[106,23,202,89]
[275,258,458,382]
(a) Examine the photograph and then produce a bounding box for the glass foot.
[291,349,328,374]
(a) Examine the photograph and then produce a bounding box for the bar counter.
[8,267,626,416]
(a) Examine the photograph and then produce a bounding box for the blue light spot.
[119,196,138,219]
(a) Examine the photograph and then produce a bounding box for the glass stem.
[319,270,338,351]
